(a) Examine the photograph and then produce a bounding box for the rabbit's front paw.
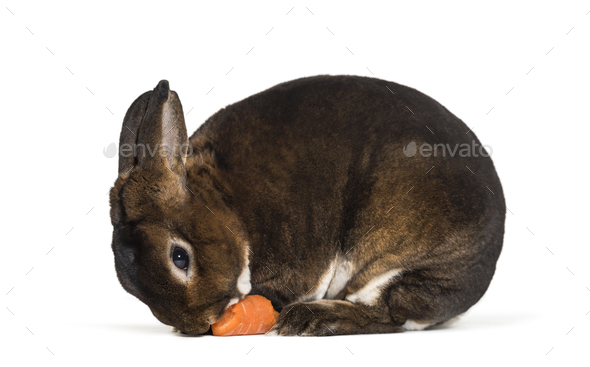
[272,301,340,336]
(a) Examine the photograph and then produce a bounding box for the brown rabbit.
[109,76,505,336]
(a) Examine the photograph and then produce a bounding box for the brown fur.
[110,76,505,336]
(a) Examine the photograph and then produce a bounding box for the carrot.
[212,295,279,336]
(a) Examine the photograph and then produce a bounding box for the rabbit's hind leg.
[271,259,492,336]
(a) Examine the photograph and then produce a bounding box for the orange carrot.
[212,295,279,336]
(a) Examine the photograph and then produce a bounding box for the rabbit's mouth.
[171,297,238,335]
[148,298,243,335]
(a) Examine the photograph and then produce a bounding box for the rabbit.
[109,75,505,336]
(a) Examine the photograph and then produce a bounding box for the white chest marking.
[237,246,252,296]
[325,258,355,299]
[403,320,431,331]
[345,268,403,306]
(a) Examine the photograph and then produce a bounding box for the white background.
[1,1,589,366]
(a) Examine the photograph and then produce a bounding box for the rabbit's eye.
[172,248,188,270]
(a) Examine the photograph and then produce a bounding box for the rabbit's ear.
[118,91,151,175]
[136,80,189,175]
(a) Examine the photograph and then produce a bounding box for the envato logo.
[103,143,118,158]
[403,141,492,158]
[103,143,193,159]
